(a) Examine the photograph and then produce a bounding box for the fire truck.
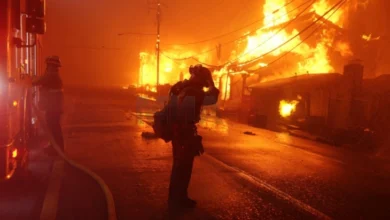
[0,0,45,181]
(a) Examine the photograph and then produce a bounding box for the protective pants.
[168,138,195,202]
[45,112,64,151]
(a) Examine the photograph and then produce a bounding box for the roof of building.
[249,73,343,90]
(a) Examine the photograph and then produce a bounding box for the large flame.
[239,0,351,76]
[138,0,353,99]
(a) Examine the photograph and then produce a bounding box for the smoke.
[345,0,390,76]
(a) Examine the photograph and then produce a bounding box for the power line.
[224,0,317,66]
[190,57,221,68]
[229,0,346,68]
[161,51,220,68]
[195,0,314,67]
[163,0,306,46]
[160,52,183,65]
[161,0,344,68]
[63,46,124,50]
[117,32,156,36]
[149,0,347,80]
[160,51,191,61]
[249,0,347,74]
[161,0,314,64]
[177,0,226,25]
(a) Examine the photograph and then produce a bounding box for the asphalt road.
[61,88,390,220]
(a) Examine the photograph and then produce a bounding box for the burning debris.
[362,34,381,42]
[243,131,256,136]
[141,131,158,139]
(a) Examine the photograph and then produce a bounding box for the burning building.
[138,0,358,99]
[248,66,347,132]
[248,60,390,147]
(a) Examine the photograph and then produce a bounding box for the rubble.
[243,131,256,136]
[141,131,158,139]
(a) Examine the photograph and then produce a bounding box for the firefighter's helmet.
[45,56,61,67]
[190,64,211,79]
[189,64,203,75]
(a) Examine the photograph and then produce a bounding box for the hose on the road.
[32,104,117,220]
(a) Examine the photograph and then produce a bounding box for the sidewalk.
[0,135,57,220]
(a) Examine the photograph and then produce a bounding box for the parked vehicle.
[0,0,45,181]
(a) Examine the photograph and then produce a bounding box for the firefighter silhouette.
[168,64,220,208]
[33,56,64,155]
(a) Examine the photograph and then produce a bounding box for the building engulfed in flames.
[138,0,364,105]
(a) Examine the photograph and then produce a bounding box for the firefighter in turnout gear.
[168,64,220,208]
[32,56,65,155]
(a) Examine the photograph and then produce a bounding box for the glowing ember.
[362,34,380,42]
[12,149,18,158]
[279,99,299,118]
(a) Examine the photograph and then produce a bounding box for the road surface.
[60,88,390,219]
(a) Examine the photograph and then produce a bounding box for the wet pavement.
[0,136,54,220]
[61,89,390,219]
[0,102,109,220]
[56,164,108,220]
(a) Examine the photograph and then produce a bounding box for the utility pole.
[156,0,161,94]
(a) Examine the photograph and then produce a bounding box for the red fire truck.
[0,0,45,181]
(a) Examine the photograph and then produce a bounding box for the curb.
[288,131,335,146]
[33,105,117,220]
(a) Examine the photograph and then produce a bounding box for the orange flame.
[239,0,351,75]
[312,0,344,27]
[279,99,299,117]
[11,149,18,158]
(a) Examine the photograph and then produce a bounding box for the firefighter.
[168,64,220,208]
[32,56,64,155]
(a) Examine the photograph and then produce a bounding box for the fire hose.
[32,104,117,220]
